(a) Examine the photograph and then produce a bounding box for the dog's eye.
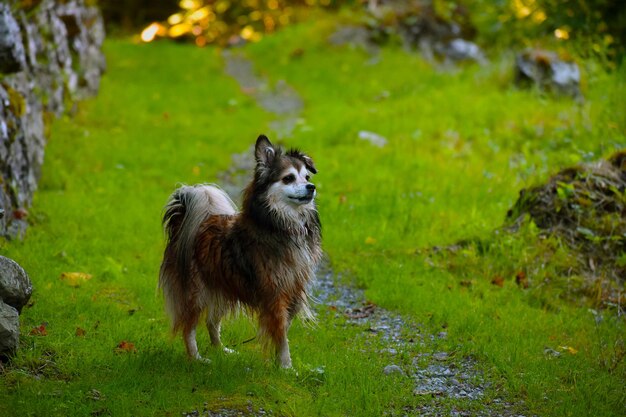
[282,174,296,184]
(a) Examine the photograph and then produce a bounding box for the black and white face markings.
[266,163,316,212]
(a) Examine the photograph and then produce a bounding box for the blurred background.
[99,0,625,65]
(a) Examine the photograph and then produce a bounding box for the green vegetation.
[2,13,625,417]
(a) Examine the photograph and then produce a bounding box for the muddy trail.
[182,49,529,417]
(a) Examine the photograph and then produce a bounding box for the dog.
[159,135,322,368]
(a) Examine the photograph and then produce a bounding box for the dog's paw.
[279,359,293,370]
[193,354,211,364]
[222,346,237,355]
[281,365,298,377]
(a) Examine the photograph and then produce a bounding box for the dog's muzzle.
[289,183,316,204]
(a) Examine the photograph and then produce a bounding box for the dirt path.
[197,49,529,417]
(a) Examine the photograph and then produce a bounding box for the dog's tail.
[159,184,237,332]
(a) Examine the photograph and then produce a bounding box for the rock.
[0,300,19,359]
[0,1,106,239]
[433,351,449,361]
[0,256,32,312]
[358,130,388,147]
[514,49,582,99]
[56,2,107,100]
[328,25,379,56]
[383,364,405,375]
[443,38,486,64]
[544,347,561,358]
[0,4,27,74]
[329,2,485,65]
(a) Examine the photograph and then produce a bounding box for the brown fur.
[159,135,321,368]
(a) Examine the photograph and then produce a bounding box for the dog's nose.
[306,184,316,191]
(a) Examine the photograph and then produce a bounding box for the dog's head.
[253,135,317,211]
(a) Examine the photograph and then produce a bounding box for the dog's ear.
[288,149,317,174]
[255,135,275,167]
[301,154,317,174]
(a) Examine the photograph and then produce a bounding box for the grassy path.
[2,15,625,417]
[216,50,523,416]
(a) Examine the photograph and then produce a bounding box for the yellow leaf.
[560,345,578,355]
[60,272,92,287]
[365,236,377,245]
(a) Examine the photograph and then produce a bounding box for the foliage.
[130,0,625,65]
[463,0,626,64]
[99,0,180,31]
[139,0,348,46]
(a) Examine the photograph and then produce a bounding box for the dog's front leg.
[259,306,292,368]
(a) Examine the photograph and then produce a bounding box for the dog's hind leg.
[207,316,222,347]
[206,301,235,354]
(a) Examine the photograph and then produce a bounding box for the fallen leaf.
[115,340,137,353]
[515,271,529,289]
[29,323,48,336]
[87,388,104,401]
[60,272,93,287]
[344,302,377,319]
[13,208,28,219]
[76,327,86,337]
[491,275,504,287]
[364,236,377,245]
[289,47,304,58]
[560,345,578,355]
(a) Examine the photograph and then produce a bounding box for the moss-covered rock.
[0,0,105,238]
[506,151,626,307]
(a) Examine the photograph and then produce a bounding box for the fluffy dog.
[159,135,322,368]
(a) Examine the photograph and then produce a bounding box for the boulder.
[0,1,106,239]
[442,38,486,64]
[0,3,27,74]
[365,0,484,64]
[514,49,582,99]
[0,300,19,359]
[0,255,32,313]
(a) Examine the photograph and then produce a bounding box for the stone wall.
[0,0,105,238]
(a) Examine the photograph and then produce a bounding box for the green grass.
[2,14,626,417]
